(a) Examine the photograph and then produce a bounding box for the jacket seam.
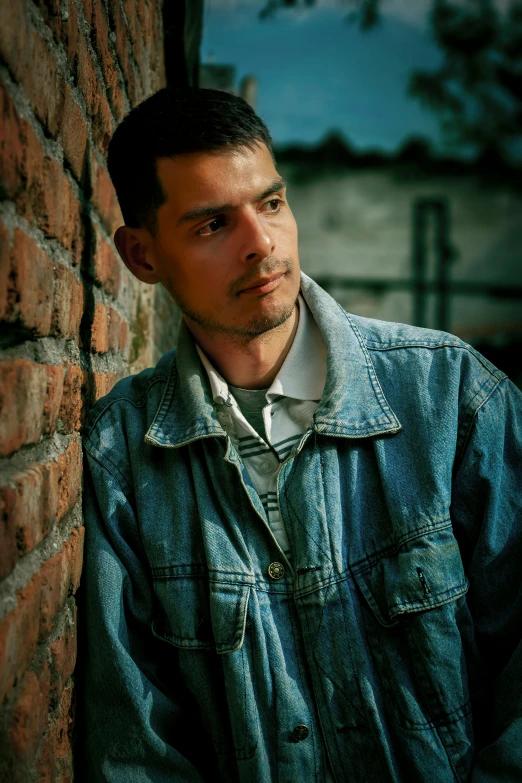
[84,439,132,494]
[364,338,505,379]
[455,374,507,466]
[340,306,400,426]
[85,375,167,437]
[147,356,180,435]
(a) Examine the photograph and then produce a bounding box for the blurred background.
[198,0,522,386]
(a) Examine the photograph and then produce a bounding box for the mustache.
[229,257,294,297]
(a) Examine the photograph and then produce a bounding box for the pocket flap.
[352,527,468,627]
[152,573,250,654]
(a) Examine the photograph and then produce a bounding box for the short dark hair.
[107,87,274,234]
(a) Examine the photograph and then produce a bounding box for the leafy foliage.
[259,0,522,163]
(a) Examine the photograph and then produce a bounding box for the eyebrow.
[176,178,286,226]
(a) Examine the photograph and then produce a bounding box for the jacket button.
[292,724,309,742]
[268,562,284,580]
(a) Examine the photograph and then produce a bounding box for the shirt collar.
[145,273,401,448]
[195,295,327,406]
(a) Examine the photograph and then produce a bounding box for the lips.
[240,272,286,293]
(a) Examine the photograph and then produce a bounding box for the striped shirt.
[196,295,327,557]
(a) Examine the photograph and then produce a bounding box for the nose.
[239,210,274,263]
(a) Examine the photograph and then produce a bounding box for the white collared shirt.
[196,295,327,557]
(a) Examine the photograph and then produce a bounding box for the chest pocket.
[352,524,468,628]
[351,526,472,733]
[151,567,251,654]
[150,568,258,762]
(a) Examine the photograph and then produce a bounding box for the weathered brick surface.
[0,526,85,705]
[50,605,77,703]
[59,363,85,432]
[61,86,88,182]
[0,360,64,457]
[52,265,85,340]
[90,150,124,234]
[89,371,118,403]
[9,663,51,760]
[0,85,85,263]
[0,0,170,778]
[0,459,59,574]
[93,224,121,296]
[0,225,54,336]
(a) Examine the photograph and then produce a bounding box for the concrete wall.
[282,164,522,340]
[0,1,178,779]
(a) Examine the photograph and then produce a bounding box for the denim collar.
[145,273,401,448]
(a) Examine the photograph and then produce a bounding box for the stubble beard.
[165,257,298,342]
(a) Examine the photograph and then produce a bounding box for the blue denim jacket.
[83,274,522,782]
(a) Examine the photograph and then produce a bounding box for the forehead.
[155,143,280,218]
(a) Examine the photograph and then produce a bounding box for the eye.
[197,215,226,236]
[263,198,283,213]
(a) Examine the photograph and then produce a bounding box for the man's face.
[149,142,300,339]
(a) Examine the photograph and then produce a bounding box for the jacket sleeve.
[450,375,522,781]
[82,447,210,783]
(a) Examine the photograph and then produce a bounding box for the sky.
[201,0,446,152]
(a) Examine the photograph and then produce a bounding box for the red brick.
[60,86,88,182]
[24,29,66,139]
[88,371,117,403]
[0,580,41,703]
[44,364,65,437]
[82,0,93,27]
[91,154,123,235]
[0,360,45,456]
[0,480,19,581]
[39,527,84,639]
[36,734,55,783]
[76,28,97,115]
[50,605,77,702]
[90,301,109,353]
[93,224,121,295]
[56,443,82,522]
[49,681,74,773]
[111,0,130,75]
[0,2,29,87]
[122,0,138,43]
[59,364,85,432]
[0,361,64,456]
[41,157,84,261]
[0,460,59,572]
[0,442,81,581]
[108,75,125,124]
[91,87,114,153]
[0,83,41,218]
[66,0,80,78]
[0,225,54,336]
[0,221,9,318]
[107,306,126,351]
[0,87,84,261]
[119,317,129,351]
[9,663,51,760]
[52,265,85,339]
[92,0,117,91]
[33,0,64,44]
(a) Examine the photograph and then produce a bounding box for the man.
[83,87,522,782]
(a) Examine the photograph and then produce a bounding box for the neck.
[185,305,298,389]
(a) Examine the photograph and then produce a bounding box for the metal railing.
[314,197,522,332]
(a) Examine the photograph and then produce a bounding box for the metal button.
[268,562,285,580]
[292,724,309,742]
[259,459,273,474]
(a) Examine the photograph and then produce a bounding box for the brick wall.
[0,1,178,779]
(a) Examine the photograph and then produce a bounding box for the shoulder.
[347,312,508,431]
[351,312,504,381]
[83,349,177,458]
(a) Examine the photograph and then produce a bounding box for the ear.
[114,225,161,285]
